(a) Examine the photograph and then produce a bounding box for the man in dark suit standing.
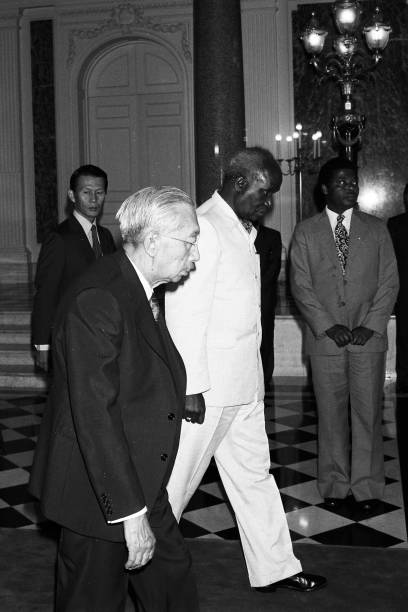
[255,223,282,387]
[32,164,116,370]
[29,186,200,612]
[388,184,408,393]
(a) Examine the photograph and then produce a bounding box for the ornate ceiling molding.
[66,2,191,68]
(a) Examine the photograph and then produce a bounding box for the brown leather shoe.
[255,572,327,593]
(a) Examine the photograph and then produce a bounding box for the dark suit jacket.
[388,212,408,311]
[32,215,116,345]
[290,209,399,355]
[29,250,186,542]
[255,225,282,380]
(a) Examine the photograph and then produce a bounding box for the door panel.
[84,39,189,240]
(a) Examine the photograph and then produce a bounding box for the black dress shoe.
[255,572,327,593]
[357,498,380,512]
[324,497,344,509]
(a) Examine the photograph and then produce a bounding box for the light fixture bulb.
[333,1,362,35]
[300,12,328,55]
[363,7,392,51]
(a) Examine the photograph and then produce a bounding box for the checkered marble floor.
[1,378,407,548]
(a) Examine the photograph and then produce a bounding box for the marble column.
[193,0,246,204]
[0,13,30,285]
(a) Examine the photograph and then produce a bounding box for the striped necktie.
[91,225,103,259]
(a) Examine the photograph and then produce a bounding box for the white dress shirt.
[325,205,353,236]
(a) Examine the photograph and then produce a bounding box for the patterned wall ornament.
[66,1,192,68]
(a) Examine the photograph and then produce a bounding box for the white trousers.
[167,399,302,586]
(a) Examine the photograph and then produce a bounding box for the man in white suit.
[290,157,399,511]
[165,147,326,594]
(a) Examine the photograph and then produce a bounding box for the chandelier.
[300,1,392,160]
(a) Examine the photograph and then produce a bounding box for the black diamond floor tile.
[214,526,240,540]
[0,484,36,505]
[13,424,41,437]
[289,530,304,542]
[268,430,316,445]
[280,493,310,513]
[311,523,403,547]
[0,506,33,528]
[2,438,36,454]
[271,414,317,428]
[0,407,27,418]
[179,518,211,538]
[5,396,46,407]
[200,460,221,485]
[270,447,317,466]
[316,498,400,521]
[270,466,315,488]
[185,489,224,513]
[0,456,18,471]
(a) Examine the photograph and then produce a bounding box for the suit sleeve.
[65,288,145,521]
[290,224,337,337]
[32,233,66,345]
[360,223,399,333]
[165,216,221,395]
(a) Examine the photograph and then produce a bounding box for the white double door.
[83,39,191,240]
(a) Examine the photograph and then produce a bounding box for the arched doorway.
[81,38,191,239]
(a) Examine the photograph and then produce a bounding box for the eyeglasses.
[160,234,198,252]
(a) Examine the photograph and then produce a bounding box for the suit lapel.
[347,210,369,272]
[68,215,95,260]
[315,212,340,269]
[116,251,178,378]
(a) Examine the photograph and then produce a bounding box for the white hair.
[116,186,195,245]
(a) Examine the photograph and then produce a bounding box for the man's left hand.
[183,393,206,424]
[351,326,374,345]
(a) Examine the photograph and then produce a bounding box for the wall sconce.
[300,1,391,160]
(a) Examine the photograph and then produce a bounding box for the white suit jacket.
[165,191,264,406]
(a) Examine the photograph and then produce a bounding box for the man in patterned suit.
[290,157,398,511]
[32,164,116,371]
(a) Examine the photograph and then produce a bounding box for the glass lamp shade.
[363,8,392,51]
[333,1,362,35]
[334,35,358,57]
[300,13,328,55]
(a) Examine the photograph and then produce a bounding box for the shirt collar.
[325,205,353,233]
[212,191,257,240]
[73,209,95,235]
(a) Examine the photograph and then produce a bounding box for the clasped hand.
[325,324,373,348]
[183,393,206,424]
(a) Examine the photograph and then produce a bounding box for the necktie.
[334,214,348,274]
[240,219,253,233]
[91,225,103,259]
[149,294,161,322]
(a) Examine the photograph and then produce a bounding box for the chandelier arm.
[352,55,382,79]
[313,55,344,85]
[334,130,361,147]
